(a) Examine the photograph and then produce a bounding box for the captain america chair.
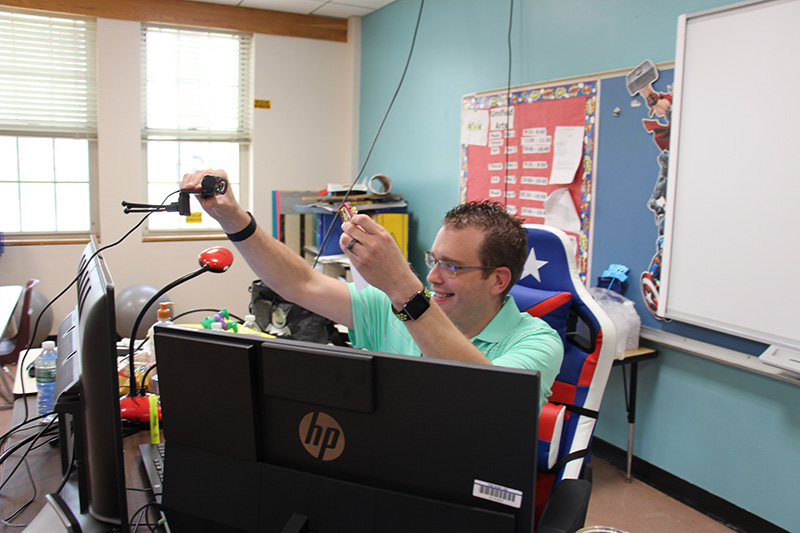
[508,225,617,533]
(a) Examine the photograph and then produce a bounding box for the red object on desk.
[120,393,161,423]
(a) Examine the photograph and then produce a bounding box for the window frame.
[139,23,253,240]
[0,8,99,244]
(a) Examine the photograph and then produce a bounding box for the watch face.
[404,290,430,320]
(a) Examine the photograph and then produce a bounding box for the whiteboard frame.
[659,0,800,352]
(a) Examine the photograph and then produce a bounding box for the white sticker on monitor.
[472,479,522,509]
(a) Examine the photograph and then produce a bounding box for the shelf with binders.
[273,190,408,260]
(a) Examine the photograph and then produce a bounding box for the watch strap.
[393,287,431,321]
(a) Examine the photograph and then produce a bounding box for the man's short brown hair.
[443,201,528,297]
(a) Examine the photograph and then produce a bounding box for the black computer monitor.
[54,236,128,528]
[154,326,540,533]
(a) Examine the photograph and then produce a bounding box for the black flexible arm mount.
[122,191,191,216]
[121,175,228,216]
[126,265,211,397]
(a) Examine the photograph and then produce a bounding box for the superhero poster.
[625,60,671,318]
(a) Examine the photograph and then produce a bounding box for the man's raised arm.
[180,169,353,328]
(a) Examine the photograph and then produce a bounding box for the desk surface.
[0,396,161,531]
[615,346,658,365]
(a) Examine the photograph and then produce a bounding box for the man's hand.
[340,214,422,307]
[180,169,250,235]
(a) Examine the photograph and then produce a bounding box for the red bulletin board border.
[460,80,599,281]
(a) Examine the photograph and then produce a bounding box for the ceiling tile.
[316,3,373,18]
[193,0,395,18]
[239,0,327,15]
[337,0,394,9]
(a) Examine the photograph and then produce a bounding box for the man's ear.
[489,266,513,296]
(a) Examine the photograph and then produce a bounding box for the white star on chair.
[520,246,548,282]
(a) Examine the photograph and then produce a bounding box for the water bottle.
[36,341,58,421]
[239,314,262,335]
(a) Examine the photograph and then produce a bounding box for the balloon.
[115,284,171,340]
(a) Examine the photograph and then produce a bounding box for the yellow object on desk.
[117,358,155,396]
[149,393,160,444]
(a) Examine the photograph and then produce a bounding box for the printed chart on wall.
[460,80,599,281]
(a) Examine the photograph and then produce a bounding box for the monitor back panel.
[257,338,540,530]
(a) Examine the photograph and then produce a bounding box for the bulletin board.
[460,80,599,281]
[461,50,792,374]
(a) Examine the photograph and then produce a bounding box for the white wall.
[0,17,360,337]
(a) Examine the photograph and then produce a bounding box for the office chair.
[0,279,39,406]
[508,226,617,533]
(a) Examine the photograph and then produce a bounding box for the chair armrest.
[537,478,592,533]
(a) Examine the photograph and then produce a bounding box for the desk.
[0,396,162,531]
[613,347,659,482]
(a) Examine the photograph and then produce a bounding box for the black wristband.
[226,212,257,242]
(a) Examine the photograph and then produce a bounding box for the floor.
[586,458,735,533]
[1,372,734,533]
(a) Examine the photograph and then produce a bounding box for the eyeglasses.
[424,251,498,278]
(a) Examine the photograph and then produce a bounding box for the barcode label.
[472,479,523,509]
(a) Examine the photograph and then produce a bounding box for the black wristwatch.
[393,287,431,321]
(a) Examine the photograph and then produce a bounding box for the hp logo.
[299,412,345,461]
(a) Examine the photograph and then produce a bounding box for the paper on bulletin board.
[460,109,489,146]
[550,126,584,185]
[544,188,581,234]
[460,80,599,281]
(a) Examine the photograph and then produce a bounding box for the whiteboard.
[659,0,800,352]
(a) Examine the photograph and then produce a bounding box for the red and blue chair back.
[508,225,617,524]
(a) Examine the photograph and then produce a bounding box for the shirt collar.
[471,295,522,343]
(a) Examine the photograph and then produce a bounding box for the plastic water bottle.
[239,314,262,335]
[36,341,58,421]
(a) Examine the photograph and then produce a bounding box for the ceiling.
[190,0,396,18]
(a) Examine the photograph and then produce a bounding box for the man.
[181,170,563,408]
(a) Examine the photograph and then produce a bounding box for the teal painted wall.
[601,346,800,530]
[359,1,799,531]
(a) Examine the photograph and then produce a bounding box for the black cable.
[52,429,75,495]
[313,0,425,268]
[138,363,157,396]
[0,411,55,449]
[126,264,212,396]
[0,457,35,527]
[0,416,58,526]
[503,0,514,206]
[130,496,159,532]
[133,307,245,395]
[8,191,178,438]
[172,308,244,323]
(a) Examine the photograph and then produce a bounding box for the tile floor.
[586,457,735,532]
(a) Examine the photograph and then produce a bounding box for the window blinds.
[141,24,253,142]
[0,8,97,137]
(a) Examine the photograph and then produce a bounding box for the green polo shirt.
[347,284,563,410]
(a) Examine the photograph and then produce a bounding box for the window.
[0,8,97,238]
[141,24,253,234]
